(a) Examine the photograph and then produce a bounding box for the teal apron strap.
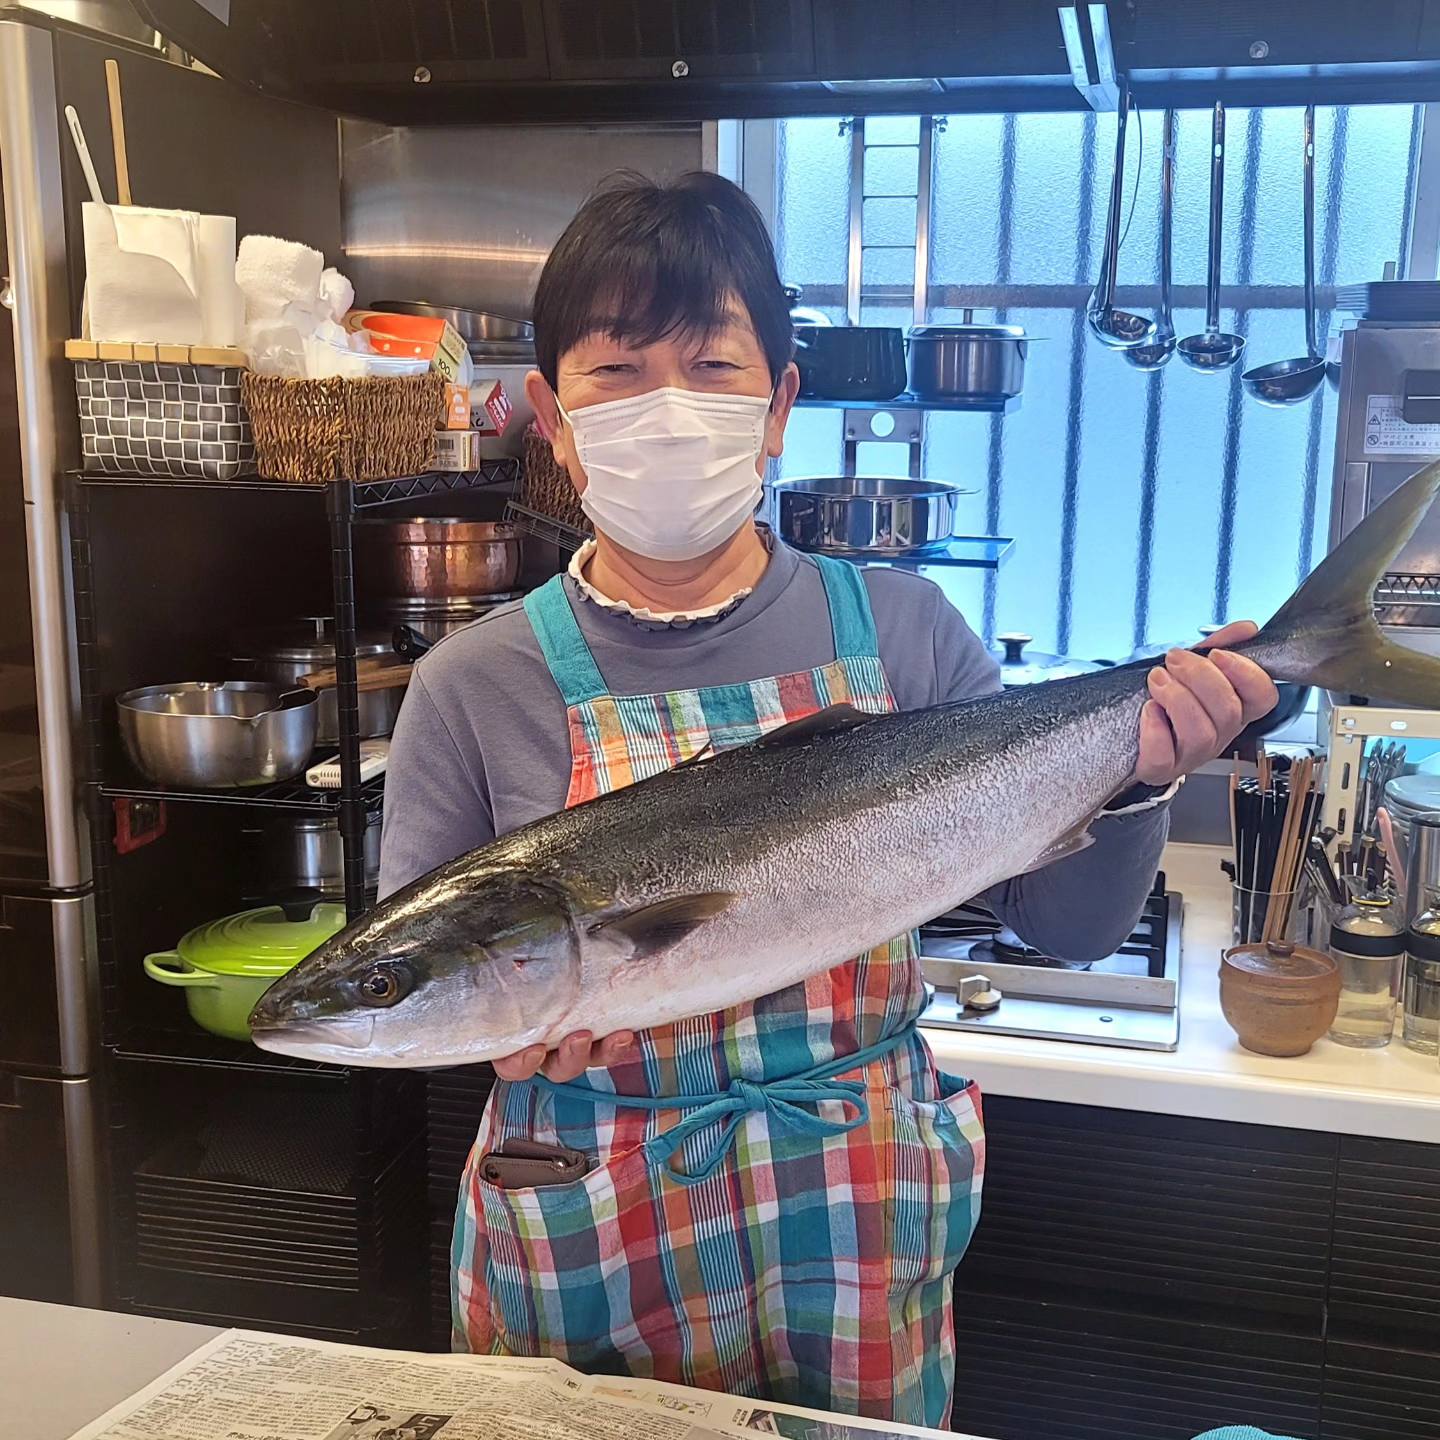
[523,576,608,707]
[533,1022,918,1187]
[811,554,880,661]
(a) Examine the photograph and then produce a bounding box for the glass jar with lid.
[1328,894,1404,1048]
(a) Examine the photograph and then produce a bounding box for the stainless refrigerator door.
[0,18,88,893]
[0,1070,104,1305]
[0,889,95,1075]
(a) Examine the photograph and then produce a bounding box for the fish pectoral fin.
[588,892,738,958]
[756,703,873,749]
[1016,820,1097,875]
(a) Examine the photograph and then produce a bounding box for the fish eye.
[356,962,414,1008]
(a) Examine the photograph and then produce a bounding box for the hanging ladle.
[1242,104,1326,405]
[1126,108,1178,371]
[1087,85,1155,350]
[1178,102,1246,372]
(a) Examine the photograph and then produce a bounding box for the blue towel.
[1193,1429,1305,1440]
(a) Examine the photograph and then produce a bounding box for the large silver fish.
[249,464,1440,1067]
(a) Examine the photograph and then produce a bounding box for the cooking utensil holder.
[241,371,447,485]
[74,359,256,480]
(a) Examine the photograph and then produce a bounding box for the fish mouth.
[249,1016,377,1053]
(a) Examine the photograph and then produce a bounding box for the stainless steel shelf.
[796,535,1014,570]
[795,393,1022,415]
[97,766,385,813]
[1376,572,1440,608]
[505,500,587,553]
[72,459,522,509]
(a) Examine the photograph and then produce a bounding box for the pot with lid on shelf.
[907,311,1032,401]
[143,898,346,1043]
[265,812,382,897]
[792,325,907,401]
[991,634,1114,687]
[231,615,403,746]
[368,591,525,650]
[784,283,832,329]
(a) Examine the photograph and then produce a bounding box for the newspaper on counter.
[67,1329,982,1440]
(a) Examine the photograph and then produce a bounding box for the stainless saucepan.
[772,477,972,555]
[117,681,318,789]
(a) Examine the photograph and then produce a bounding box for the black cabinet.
[950,1292,1323,1440]
[542,0,814,81]
[814,0,1059,83]
[0,1072,98,1304]
[1330,1136,1440,1348]
[951,1096,1440,1440]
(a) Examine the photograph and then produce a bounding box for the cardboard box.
[470,380,513,437]
[431,429,476,472]
[442,383,471,430]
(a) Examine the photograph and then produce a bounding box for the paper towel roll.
[196,214,240,348]
[83,201,203,344]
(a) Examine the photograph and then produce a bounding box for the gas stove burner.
[968,930,1095,972]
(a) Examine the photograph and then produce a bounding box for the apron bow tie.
[534,1025,915,1189]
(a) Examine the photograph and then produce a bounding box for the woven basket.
[241,372,447,484]
[520,422,591,536]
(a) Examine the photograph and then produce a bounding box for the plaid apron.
[451,554,984,1428]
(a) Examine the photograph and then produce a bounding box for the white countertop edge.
[919,843,1440,1145]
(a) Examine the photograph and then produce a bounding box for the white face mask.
[558,386,772,563]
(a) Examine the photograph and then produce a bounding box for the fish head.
[247,866,585,1067]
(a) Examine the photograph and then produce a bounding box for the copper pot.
[356,517,521,599]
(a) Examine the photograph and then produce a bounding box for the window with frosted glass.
[771,105,1423,662]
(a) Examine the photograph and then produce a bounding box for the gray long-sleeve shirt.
[378,540,1167,963]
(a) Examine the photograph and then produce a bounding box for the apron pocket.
[884,1072,986,1295]
[475,1141,652,1362]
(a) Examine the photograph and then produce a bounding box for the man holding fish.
[270,174,1289,1425]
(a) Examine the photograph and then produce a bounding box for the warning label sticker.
[1363,394,1440,457]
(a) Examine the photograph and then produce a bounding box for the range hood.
[130,0,1440,124]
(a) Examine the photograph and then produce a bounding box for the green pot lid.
[175,902,346,977]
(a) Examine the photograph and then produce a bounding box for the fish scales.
[248,465,1440,1066]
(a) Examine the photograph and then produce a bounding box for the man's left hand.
[1135,621,1279,786]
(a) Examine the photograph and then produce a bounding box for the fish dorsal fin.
[757,703,873,750]
[673,741,715,769]
[588,892,737,959]
[1015,819,1097,876]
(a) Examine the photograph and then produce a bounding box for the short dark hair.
[532,171,793,389]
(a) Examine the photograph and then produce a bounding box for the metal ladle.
[1242,105,1326,406]
[1178,102,1246,372]
[1126,108,1178,371]
[1088,86,1155,350]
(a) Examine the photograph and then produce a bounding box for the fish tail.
[1234,460,1440,707]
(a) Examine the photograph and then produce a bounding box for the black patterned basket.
[74,360,256,481]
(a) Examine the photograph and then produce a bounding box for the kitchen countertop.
[921,842,1440,1143]
[0,1297,219,1440]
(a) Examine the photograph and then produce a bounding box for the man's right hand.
[493,1030,637,1083]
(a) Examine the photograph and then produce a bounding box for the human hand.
[1135,621,1279,786]
[492,1030,637,1083]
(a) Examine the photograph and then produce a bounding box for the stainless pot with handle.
[116,681,318,788]
[907,312,1032,400]
[266,811,382,895]
[991,634,1113,687]
[772,476,970,555]
[232,616,402,745]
